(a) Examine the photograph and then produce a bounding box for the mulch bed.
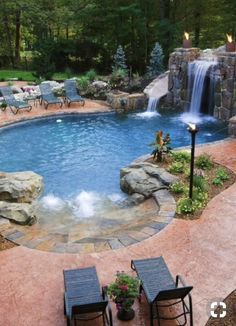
[0,234,16,251]
[205,289,236,325]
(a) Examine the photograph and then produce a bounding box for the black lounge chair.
[39,83,63,109]
[63,266,113,326]
[0,86,32,115]
[131,256,193,326]
[64,79,85,107]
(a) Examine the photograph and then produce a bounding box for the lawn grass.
[0,70,35,81]
[0,70,81,82]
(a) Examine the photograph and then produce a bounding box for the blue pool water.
[0,112,228,200]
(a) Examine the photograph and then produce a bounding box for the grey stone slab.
[5,230,25,240]
[108,239,125,250]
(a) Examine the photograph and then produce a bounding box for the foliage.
[212,168,229,186]
[171,151,191,163]
[195,154,214,170]
[150,131,171,162]
[193,175,208,192]
[215,167,229,181]
[112,45,127,75]
[168,162,186,174]
[146,42,164,78]
[86,69,97,82]
[176,190,208,215]
[107,272,139,312]
[170,181,186,194]
[32,52,55,80]
[77,76,90,91]
[110,68,128,89]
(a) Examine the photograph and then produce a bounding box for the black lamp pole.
[188,124,198,199]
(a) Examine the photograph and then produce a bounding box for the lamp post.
[188,123,198,199]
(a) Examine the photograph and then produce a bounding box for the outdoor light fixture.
[188,123,198,199]
[183,32,192,48]
[226,34,236,52]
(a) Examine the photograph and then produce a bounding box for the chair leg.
[150,304,154,326]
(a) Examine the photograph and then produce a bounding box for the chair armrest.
[176,274,187,287]
[102,286,108,300]
[131,260,135,271]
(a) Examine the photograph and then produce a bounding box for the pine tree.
[147,42,164,78]
[112,45,127,74]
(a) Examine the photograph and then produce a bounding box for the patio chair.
[64,79,85,107]
[131,256,193,326]
[0,86,32,115]
[39,83,63,109]
[63,266,113,326]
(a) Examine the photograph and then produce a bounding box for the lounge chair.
[63,266,113,326]
[0,86,32,115]
[131,256,193,326]
[39,83,63,109]
[64,79,85,107]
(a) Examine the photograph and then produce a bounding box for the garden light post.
[188,123,198,199]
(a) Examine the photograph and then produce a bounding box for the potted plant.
[107,271,140,321]
[150,130,172,162]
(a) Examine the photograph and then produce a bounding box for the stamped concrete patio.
[0,96,236,325]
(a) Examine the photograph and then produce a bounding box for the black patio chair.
[39,83,63,109]
[0,86,32,115]
[64,79,85,107]
[63,266,113,326]
[131,256,193,326]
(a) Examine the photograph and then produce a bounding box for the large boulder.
[0,171,44,203]
[0,202,36,225]
[120,162,178,198]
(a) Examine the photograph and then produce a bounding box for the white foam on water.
[56,119,62,123]
[136,111,160,119]
[73,190,100,218]
[180,112,217,125]
[40,194,66,211]
[108,193,124,203]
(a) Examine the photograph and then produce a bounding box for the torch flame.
[188,123,196,131]
[184,32,189,40]
[226,34,233,43]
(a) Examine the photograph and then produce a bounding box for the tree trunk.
[15,9,21,67]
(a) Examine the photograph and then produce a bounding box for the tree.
[112,45,128,73]
[146,42,164,78]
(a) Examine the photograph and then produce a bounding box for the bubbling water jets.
[73,190,100,218]
[40,194,66,211]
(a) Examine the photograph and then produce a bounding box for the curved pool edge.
[1,189,176,253]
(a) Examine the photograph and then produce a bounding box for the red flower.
[118,285,129,291]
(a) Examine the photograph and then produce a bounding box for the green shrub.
[168,162,185,174]
[78,76,90,91]
[86,69,97,82]
[212,177,223,186]
[171,151,191,163]
[170,181,186,194]
[195,154,214,170]
[176,190,208,215]
[193,175,208,192]
[216,167,229,181]
[176,197,198,214]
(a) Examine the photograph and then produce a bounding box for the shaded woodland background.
[0,0,236,74]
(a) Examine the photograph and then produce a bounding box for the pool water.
[0,111,228,218]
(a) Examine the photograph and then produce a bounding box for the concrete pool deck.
[0,100,236,325]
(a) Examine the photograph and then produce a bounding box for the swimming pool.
[0,111,228,210]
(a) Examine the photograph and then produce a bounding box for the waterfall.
[188,60,217,115]
[147,97,159,112]
[136,96,160,118]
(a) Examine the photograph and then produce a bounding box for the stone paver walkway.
[0,95,236,325]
